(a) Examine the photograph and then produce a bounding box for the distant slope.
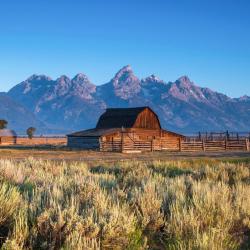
[7,66,250,133]
[0,92,46,134]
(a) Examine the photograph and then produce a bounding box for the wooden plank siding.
[66,137,98,149]
[133,108,161,129]
[99,130,183,152]
[0,136,17,145]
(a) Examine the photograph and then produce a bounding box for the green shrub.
[0,158,249,249]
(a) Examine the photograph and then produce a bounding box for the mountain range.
[1,65,250,134]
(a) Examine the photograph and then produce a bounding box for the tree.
[0,120,8,129]
[26,127,36,139]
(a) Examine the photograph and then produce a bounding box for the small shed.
[0,129,17,145]
[67,107,184,152]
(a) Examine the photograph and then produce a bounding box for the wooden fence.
[181,139,249,152]
[100,138,250,153]
[15,137,67,146]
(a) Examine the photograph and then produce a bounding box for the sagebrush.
[0,158,249,249]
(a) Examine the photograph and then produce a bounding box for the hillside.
[0,92,46,133]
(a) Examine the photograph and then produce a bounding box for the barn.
[0,129,17,145]
[67,107,185,152]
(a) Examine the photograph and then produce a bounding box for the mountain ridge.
[4,66,250,134]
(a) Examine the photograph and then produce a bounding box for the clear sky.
[0,0,249,97]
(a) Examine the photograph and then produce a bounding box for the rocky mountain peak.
[114,65,132,76]
[71,73,96,99]
[167,76,208,102]
[72,73,93,86]
[112,65,137,85]
[237,95,250,101]
[175,75,193,88]
[109,65,141,99]
[26,74,52,83]
[141,74,165,85]
[56,75,71,84]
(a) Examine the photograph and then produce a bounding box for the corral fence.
[100,131,250,153]
[187,131,250,142]
[15,136,67,146]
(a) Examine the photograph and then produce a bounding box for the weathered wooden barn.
[67,107,185,152]
[0,129,17,145]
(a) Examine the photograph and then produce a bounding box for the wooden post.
[151,140,153,152]
[225,139,227,151]
[160,130,162,151]
[246,139,249,151]
[202,139,205,151]
[179,138,182,152]
[99,138,101,151]
[121,132,124,153]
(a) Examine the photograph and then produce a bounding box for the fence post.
[179,138,182,152]
[202,139,205,151]
[121,132,124,153]
[246,139,249,151]
[225,139,227,151]
[99,138,102,151]
[151,140,153,152]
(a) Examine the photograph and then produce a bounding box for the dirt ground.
[0,146,250,163]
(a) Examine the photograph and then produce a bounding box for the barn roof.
[0,129,17,137]
[67,127,184,138]
[68,128,121,137]
[96,106,159,129]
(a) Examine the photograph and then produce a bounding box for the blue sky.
[0,0,249,97]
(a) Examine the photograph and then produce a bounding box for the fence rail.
[100,138,250,153]
[187,131,250,141]
[16,137,67,146]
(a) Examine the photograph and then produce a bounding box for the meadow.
[0,157,249,249]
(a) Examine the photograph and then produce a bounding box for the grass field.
[0,150,250,249]
[1,147,250,163]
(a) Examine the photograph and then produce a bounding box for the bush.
[0,159,249,249]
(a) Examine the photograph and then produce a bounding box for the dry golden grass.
[0,158,249,249]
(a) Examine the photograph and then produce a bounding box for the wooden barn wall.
[67,136,100,149]
[100,130,183,152]
[133,108,161,129]
[0,136,17,145]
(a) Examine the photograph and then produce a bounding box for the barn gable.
[96,107,161,129]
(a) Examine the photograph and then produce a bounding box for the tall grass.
[0,158,249,249]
